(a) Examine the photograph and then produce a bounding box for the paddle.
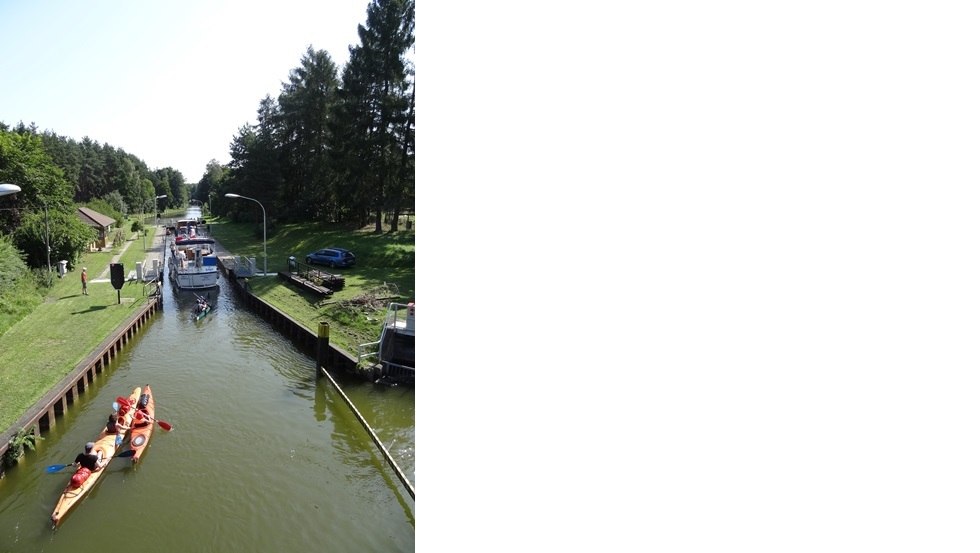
[113,402,172,431]
[111,402,172,431]
[45,450,136,473]
[141,413,173,431]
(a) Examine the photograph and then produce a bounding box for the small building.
[76,207,116,251]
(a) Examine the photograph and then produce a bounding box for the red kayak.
[128,385,156,464]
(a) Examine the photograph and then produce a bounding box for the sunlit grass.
[211,217,415,353]
[0,230,154,430]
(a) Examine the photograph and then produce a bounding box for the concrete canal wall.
[0,295,163,472]
[217,261,377,381]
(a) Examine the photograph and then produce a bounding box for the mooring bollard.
[316,321,330,378]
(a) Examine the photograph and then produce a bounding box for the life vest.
[115,396,132,417]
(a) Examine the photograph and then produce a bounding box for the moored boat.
[51,386,141,527]
[168,221,219,290]
[128,385,156,464]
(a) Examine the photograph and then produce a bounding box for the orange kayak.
[51,386,141,527]
[128,385,155,464]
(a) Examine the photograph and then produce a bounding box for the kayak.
[195,304,211,320]
[51,386,141,527]
[127,385,155,464]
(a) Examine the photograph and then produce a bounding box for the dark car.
[305,247,356,268]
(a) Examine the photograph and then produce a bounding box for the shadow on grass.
[72,305,109,314]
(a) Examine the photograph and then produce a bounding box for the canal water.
[0,278,415,552]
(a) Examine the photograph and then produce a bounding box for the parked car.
[305,247,356,268]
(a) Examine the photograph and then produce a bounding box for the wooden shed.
[76,206,116,251]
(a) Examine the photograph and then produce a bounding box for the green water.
[0,282,415,552]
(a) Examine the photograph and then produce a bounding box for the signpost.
[110,263,125,304]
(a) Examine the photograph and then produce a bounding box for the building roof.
[77,206,115,229]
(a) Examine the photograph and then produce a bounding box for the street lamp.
[0,183,20,197]
[41,199,50,276]
[224,193,266,276]
[155,194,167,224]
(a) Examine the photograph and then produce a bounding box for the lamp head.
[0,183,22,197]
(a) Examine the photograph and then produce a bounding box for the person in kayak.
[132,408,151,428]
[106,412,131,445]
[74,442,107,472]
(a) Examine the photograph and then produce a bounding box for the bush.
[2,427,42,469]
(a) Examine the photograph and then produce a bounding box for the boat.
[127,385,155,464]
[356,302,415,385]
[51,386,141,527]
[168,221,219,290]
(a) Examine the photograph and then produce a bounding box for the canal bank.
[0,222,169,473]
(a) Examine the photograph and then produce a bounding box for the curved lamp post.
[0,183,21,197]
[42,199,50,275]
[155,194,167,224]
[225,193,266,276]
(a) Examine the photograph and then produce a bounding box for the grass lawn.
[0,229,157,431]
[209,217,415,355]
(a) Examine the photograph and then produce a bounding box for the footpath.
[91,223,167,283]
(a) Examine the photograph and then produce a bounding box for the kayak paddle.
[110,402,173,431]
[144,414,173,431]
[45,449,136,473]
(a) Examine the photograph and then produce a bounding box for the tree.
[329,0,415,231]
[277,46,341,221]
[224,99,283,223]
[194,159,229,211]
[14,209,95,271]
[0,129,81,267]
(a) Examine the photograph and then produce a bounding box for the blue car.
[305,247,356,268]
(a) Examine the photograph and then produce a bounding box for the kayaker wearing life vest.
[131,390,151,428]
[106,412,131,445]
[132,408,150,428]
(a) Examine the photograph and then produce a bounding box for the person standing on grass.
[81,267,88,295]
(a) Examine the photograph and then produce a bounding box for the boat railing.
[356,302,414,370]
[383,303,413,331]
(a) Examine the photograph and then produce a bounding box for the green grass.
[209,218,415,354]
[0,231,155,430]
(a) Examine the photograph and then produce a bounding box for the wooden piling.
[316,322,330,378]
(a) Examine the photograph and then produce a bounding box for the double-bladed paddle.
[112,402,172,431]
[45,450,136,473]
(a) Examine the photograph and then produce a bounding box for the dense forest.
[0,0,414,287]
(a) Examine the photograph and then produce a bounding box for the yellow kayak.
[50,386,140,527]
